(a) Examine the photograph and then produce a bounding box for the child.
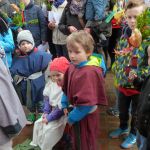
[0,55,26,150]
[20,0,47,47]
[109,0,147,149]
[128,7,150,150]
[30,57,69,150]
[61,30,108,150]
[10,30,52,124]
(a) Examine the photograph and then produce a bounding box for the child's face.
[19,41,33,53]
[125,6,144,30]
[67,42,91,65]
[147,46,150,66]
[50,71,64,86]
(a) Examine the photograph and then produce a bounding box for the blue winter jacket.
[23,1,47,47]
[0,28,15,68]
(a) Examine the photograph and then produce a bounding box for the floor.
[12,72,138,150]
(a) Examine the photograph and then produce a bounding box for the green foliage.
[44,0,53,11]
[137,8,150,43]
[12,12,26,27]
[19,2,25,11]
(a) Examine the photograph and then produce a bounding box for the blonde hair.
[66,30,95,53]
[125,0,145,11]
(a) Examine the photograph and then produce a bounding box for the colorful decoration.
[128,28,142,48]
[114,47,134,55]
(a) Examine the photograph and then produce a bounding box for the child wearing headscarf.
[30,57,70,150]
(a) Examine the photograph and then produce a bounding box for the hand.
[84,27,91,33]
[42,117,48,125]
[42,113,47,119]
[63,108,68,116]
[68,26,78,33]
[48,21,56,29]
[128,70,137,81]
[17,27,23,32]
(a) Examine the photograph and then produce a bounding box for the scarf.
[54,0,65,8]
[43,79,63,109]
[69,0,86,15]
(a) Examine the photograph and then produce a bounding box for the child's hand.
[128,70,137,81]
[48,21,56,29]
[63,108,68,116]
[42,117,48,125]
[42,113,47,119]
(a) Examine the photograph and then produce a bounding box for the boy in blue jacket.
[10,30,52,124]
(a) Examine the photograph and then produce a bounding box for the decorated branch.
[10,2,26,27]
[44,0,53,11]
[137,8,150,44]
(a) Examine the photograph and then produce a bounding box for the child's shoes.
[109,128,129,139]
[120,133,136,149]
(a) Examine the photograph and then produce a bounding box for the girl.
[30,57,70,150]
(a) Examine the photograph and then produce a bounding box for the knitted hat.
[50,57,70,73]
[17,30,35,47]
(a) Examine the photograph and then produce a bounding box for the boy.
[20,0,47,47]
[109,0,147,149]
[10,30,52,124]
[61,31,107,150]
[128,7,150,150]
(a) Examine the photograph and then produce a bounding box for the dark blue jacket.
[23,1,47,46]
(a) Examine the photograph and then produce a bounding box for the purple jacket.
[43,96,64,122]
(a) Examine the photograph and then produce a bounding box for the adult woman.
[0,51,26,150]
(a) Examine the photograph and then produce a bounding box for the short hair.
[125,0,145,11]
[66,30,95,53]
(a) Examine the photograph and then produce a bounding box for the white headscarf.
[43,79,63,109]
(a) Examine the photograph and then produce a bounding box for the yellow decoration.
[10,4,20,13]
[128,28,142,48]
[114,9,125,24]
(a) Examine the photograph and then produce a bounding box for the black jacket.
[134,75,150,149]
